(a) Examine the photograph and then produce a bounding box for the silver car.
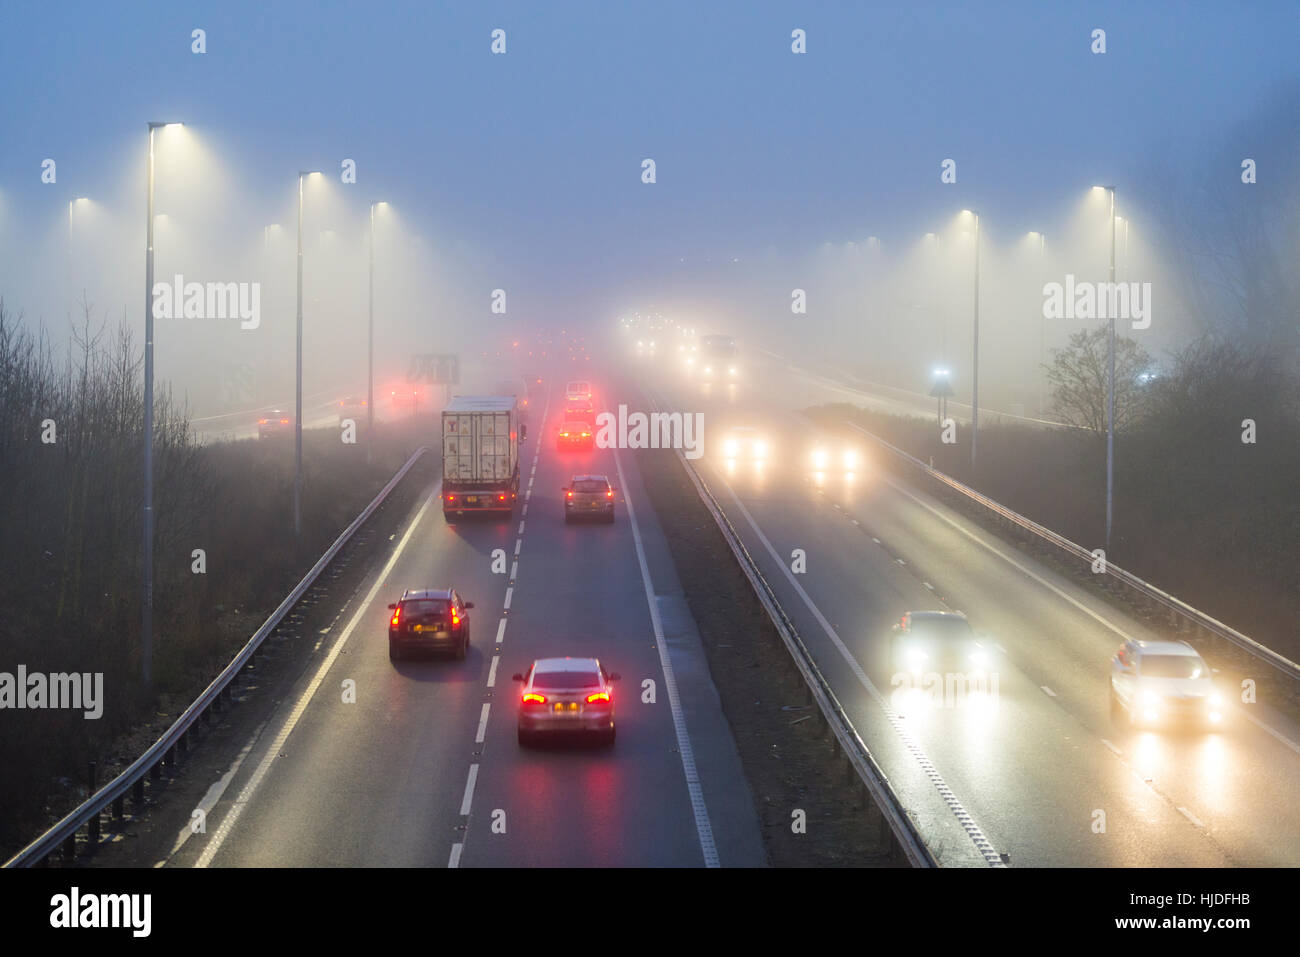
[1110,639,1224,729]
[513,657,620,746]
[563,474,616,523]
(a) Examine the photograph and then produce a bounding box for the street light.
[295,170,322,537]
[1094,185,1117,547]
[962,209,980,474]
[369,201,388,465]
[67,197,88,315]
[142,122,182,689]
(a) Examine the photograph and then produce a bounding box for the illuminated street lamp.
[962,209,980,473]
[368,201,389,465]
[142,122,182,688]
[1094,185,1117,547]
[295,170,322,536]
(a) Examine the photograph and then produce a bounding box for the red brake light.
[258,418,268,424]
[586,691,610,704]
[390,605,401,627]
[498,494,505,501]
[522,692,546,705]
[446,493,456,501]
[566,491,574,498]
[606,490,613,498]
[280,418,289,424]
[451,611,460,627]
[581,431,590,437]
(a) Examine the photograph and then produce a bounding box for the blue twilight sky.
[1,1,1297,404]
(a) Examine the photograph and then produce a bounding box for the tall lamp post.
[963,210,980,474]
[1029,231,1046,412]
[368,201,388,465]
[1095,185,1117,548]
[142,122,181,689]
[295,171,321,536]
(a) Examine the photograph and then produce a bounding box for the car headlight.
[1140,691,1161,708]
[1209,693,1222,707]
[969,648,986,668]
[723,440,738,456]
[729,366,737,375]
[906,649,927,671]
[704,365,712,374]
[753,441,767,458]
[843,450,858,469]
[812,448,828,469]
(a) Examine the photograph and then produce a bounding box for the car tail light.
[451,611,460,627]
[280,418,289,424]
[566,491,574,499]
[561,431,570,438]
[606,490,613,498]
[258,418,268,424]
[446,493,456,502]
[586,691,610,704]
[390,605,401,627]
[498,494,505,501]
[522,692,546,706]
[581,431,590,438]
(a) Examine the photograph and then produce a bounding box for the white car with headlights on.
[1110,639,1223,729]
[891,611,988,675]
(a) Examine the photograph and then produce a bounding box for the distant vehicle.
[563,398,596,426]
[810,445,861,471]
[1110,639,1223,729]
[891,611,987,675]
[441,395,522,521]
[513,656,620,746]
[563,474,616,523]
[565,380,592,401]
[556,421,594,451]
[258,409,292,440]
[338,394,366,425]
[721,426,768,460]
[390,389,422,414]
[699,334,739,381]
[387,588,474,661]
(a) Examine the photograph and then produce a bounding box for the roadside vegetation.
[0,301,430,856]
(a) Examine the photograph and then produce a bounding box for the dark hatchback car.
[387,588,474,661]
[563,474,616,523]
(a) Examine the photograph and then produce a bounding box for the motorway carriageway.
[641,348,1300,866]
[142,370,764,867]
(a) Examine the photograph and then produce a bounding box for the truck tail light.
[566,491,574,499]
[498,494,505,502]
[606,490,614,498]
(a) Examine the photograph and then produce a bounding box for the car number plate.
[465,496,478,504]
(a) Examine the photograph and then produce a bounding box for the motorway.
[150,371,763,867]
[638,346,1300,866]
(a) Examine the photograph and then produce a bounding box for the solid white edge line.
[196,481,441,868]
[613,446,720,868]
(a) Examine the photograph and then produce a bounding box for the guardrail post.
[61,832,76,862]
[86,762,100,847]
[164,746,175,770]
[112,795,124,822]
[133,777,145,806]
[150,759,161,781]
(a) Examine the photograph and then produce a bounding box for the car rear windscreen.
[1140,655,1205,679]
[573,479,607,492]
[403,599,449,618]
[532,670,600,688]
[911,618,973,637]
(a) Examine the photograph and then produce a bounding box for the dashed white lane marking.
[517,520,525,534]
[510,561,518,579]
[1041,685,1057,697]
[503,586,513,610]
[895,558,907,565]
[475,704,491,744]
[613,446,720,868]
[196,482,441,868]
[1101,738,1121,756]
[994,643,1008,654]
[871,537,881,544]
[486,655,499,687]
[522,503,528,516]
[923,582,934,590]
[1177,806,1205,829]
[459,764,479,816]
[495,618,507,643]
[514,539,522,556]
[716,479,1004,867]
[448,843,464,868]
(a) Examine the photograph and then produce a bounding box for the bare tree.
[1045,324,1152,435]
